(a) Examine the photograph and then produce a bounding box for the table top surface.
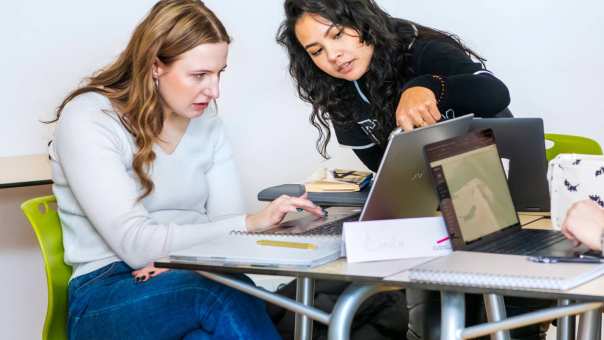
[156,212,604,301]
[155,256,429,283]
[383,264,604,302]
[156,254,604,302]
[0,154,52,188]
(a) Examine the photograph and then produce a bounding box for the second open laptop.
[252,114,474,236]
[470,118,550,212]
[424,129,584,256]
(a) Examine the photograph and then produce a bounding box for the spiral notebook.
[408,251,604,290]
[169,232,342,269]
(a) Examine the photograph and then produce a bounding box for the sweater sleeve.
[54,99,246,269]
[402,39,511,117]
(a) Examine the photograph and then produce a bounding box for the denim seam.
[79,284,220,318]
[70,319,80,340]
[72,262,119,295]
[200,283,238,323]
[212,292,246,339]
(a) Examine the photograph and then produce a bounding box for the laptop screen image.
[425,129,519,246]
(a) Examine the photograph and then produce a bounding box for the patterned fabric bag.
[547,154,604,230]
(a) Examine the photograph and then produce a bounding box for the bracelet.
[431,75,446,104]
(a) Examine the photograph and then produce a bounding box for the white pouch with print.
[547,154,604,230]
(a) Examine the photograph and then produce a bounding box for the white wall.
[383,0,604,147]
[1,1,603,338]
[0,185,52,339]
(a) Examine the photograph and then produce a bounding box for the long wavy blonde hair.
[54,0,230,199]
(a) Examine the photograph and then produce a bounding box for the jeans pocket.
[72,262,119,295]
[69,262,121,324]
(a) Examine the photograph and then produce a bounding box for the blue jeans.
[68,261,281,340]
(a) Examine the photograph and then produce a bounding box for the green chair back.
[544,133,603,161]
[21,195,71,340]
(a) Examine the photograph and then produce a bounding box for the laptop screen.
[424,129,519,247]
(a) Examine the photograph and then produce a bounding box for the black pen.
[527,255,604,264]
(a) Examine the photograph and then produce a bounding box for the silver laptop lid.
[424,129,520,250]
[359,115,473,221]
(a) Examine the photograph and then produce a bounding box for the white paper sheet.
[343,216,452,263]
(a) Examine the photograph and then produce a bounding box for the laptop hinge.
[464,223,522,250]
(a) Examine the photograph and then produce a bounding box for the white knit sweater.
[50,92,246,279]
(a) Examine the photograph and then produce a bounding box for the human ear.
[152,58,167,79]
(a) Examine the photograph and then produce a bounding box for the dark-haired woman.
[277,0,511,172]
[275,1,551,339]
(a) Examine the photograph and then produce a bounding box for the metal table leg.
[194,270,603,340]
[327,283,400,340]
[557,299,576,340]
[577,306,602,340]
[441,291,466,340]
[483,294,510,340]
[462,302,602,339]
[295,277,315,340]
[196,271,329,338]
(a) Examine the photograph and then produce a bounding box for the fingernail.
[296,208,304,212]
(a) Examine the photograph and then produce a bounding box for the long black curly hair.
[276,0,484,158]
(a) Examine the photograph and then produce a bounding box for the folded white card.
[343,216,452,263]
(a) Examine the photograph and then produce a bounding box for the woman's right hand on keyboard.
[245,193,324,231]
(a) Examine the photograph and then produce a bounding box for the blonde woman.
[51,1,321,338]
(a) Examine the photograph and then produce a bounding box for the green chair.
[544,133,603,161]
[21,195,71,340]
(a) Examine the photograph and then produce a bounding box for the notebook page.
[408,251,604,290]
[170,233,341,268]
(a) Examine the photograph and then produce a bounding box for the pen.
[256,239,317,250]
[527,255,603,264]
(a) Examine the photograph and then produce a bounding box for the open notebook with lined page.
[170,233,341,269]
[406,251,604,290]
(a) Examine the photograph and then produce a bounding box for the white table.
[0,154,51,188]
[156,214,604,340]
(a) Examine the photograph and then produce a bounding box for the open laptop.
[424,128,585,257]
[255,114,474,236]
[471,118,550,212]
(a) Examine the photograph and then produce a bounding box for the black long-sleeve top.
[333,38,511,171]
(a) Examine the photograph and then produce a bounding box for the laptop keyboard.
[477,229,567,255]
[298,214,360,236]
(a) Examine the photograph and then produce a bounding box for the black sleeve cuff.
[352,145,384,172]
